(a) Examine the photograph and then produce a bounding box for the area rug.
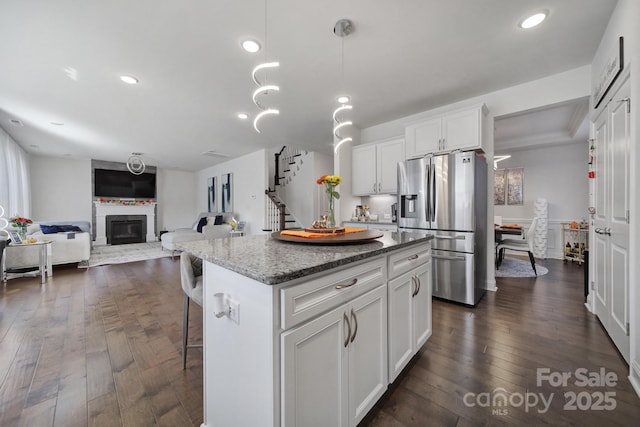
[78,242,173,268]
[495,257,548,278]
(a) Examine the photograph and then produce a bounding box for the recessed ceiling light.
[337,95,350,104]
[9,119,23,126]
[29,144,39,149]
[242,39,261,53]
[519,11,548,29]
[64,66,78,81]
[237,113,249,120]
[120,75,139,84]
[50,122,64,126]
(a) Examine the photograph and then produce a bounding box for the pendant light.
[252,0,280,133]
[333,19,354,153]
[127,152,146,175]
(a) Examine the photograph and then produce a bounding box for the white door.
[412,262,432,351]
[348,285,388,426]
[281,305,349,427]
[352,144,377,195]
[376,139,404,194]
[388,271,415,382]
[387,262,432,383]
[593,75,630,362]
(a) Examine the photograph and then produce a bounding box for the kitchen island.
[178,230,433,427]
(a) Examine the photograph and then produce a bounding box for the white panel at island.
[179,231,433,427]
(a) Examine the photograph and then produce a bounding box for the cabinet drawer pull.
[350,309,358,343]
[343,312,351,348]
[335,278,358,289]
[407,254,419,261]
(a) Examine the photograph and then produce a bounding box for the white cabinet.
[387,245,432,382]
[388,263,432,381]
[405,104,486,158]
[352,138,404,195]
[282,285,388,427]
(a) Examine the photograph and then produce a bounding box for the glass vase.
[327,195,336,228]
[19,225,27,240]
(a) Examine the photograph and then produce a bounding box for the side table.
[2,240,53,284]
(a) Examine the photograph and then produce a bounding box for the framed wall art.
[593,36,623,109]
[494,168,524,206]
[506,168,524,205]
[207,176,217,212]
[221,173,233,213]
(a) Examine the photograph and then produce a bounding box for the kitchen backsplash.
[357,195,397,221]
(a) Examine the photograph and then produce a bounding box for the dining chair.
[496,217,538,275]
[180,251,204,369]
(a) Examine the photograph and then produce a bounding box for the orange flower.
[316,175,328,184]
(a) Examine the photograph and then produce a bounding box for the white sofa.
[161,212,236,252]
[4,221,92,269]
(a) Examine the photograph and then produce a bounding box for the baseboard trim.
[629,360,640,399]
[486,280,498,292]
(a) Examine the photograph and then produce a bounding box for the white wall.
[29,155,197,233]
[196,149,269,235]
[30,156,93,223]
[157,169,197,230]
[494,143,589,259]
[590,0,640,398]
[494,143,589,221]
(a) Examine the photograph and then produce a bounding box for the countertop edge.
[179,234,432,286]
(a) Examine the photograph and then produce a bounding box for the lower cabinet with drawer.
[281,285,388,427]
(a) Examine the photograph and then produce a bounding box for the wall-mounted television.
[94,168,156,198]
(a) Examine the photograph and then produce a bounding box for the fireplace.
[106,215,146,245]
[93,201,157,245]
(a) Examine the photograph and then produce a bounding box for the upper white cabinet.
[405,104,487,158]
[352,138,404,196]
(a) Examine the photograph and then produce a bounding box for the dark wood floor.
[1,257,638,426]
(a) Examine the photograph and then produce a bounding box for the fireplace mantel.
[94,202,157,245]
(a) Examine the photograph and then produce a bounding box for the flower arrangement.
[317,175,342,228]
[96,198,155,205]
[9,215,32,239]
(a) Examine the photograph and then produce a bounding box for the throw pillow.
[40,224,83,234]
[196,217,208,233]
[214,214,223,225]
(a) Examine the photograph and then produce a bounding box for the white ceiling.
[494,96,590,153]
[0,0,616,171]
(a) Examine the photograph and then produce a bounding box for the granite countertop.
[177,230,433,285]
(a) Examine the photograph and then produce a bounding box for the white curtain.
[0,126,31,219]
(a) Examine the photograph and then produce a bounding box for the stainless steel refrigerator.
[398,151,487,306]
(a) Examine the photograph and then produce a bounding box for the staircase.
[263,146,307,232]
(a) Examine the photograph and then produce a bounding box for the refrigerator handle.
[425,164,431,222]
[431,165,436,222]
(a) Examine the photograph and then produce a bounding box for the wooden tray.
[303,226,346,234]
[271,230,384,245]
